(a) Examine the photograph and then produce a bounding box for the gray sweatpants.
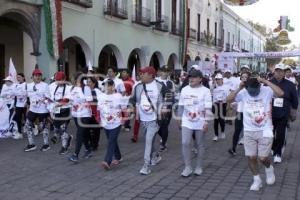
[140,120,159,165]
[182,127,205,168]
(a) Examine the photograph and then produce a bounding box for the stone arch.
[0,1,41,55]
[167,53,180,70]
[63,36,93,79]
[127,48,146,75]
[98,44,124,74]
[149,51,165,70]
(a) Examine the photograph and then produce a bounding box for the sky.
[228,0,300,46]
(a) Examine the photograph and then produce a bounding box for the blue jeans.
[104,126,122,165]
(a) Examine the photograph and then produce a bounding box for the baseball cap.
[241,65,250,69]
[139,66,156,76]
[188,68,203,78]
[274,63,285,70]
[55,71,66,81]
[224,69,232,73]
[215,73,223,79]
[3,76,13,82]
[32,69,43,75]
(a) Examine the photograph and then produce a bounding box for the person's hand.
[257,76,266,84]
[203,122,209,133]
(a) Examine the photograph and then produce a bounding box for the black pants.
[157,114,172,146]
[231,112,243,151]
[272,117,288,156]
[73,117,91,156]
[212,103,227,136]
[15,107,27,133]
[88,117,101,150]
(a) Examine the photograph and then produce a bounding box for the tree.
[265,36,282,68]
[248,21,282,68]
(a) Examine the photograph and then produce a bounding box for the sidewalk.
[0,113,300,200]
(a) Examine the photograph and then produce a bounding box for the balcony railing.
[63,0,93,8]
[189,28,197,40]
[171,21,182,36]
[104,0,128,19]
[154,15,169,32]
[132,7,151,27]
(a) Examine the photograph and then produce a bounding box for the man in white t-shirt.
[24,69,51,152]
[177,68,212,177]
[129,66,172,175]
[227,75,284,191]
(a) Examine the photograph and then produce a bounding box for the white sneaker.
[238,137,244,145]
[274,155,282,163]
[212,136,218,141]
[265,165,275,185]
[220,133,226,139]
[250,175,263,191]
[140,164,151,175]
[191,147,198,154]
[181,167,193,177]
[151,155,162,166]
[194,167,203,176]
[13,132,23,139]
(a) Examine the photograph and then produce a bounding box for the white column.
[23,32,36,81]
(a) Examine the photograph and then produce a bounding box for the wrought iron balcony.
[189,28,197,40]
[132,7,151,27]
[63,0,93,8]
[153,15,169,32]
[104,0,128,19]
[170,21,182,36]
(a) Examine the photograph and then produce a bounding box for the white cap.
[191,64,201,71]
[215,73,223,79]
[3,76,13,82]
[241,65,250,69]
[274,63,285,70]
[224,69,232,73]
[284,65,293,71]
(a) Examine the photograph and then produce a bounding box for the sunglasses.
[33,85,37,92]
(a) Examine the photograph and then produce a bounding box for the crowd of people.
[0,62,299,191]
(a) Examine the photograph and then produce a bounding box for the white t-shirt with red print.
[68,86,93,118]
[27,82,50,114]
[179,85,212,130]
[97,93,127,130]
[235,86,274,132]
[138,81,159,122]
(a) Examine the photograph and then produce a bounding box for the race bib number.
[53,107,61,114]
[273,98,283,107]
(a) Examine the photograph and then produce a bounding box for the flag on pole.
[131,65,136,82]
[8,58,17,83]
[87,61,93,71]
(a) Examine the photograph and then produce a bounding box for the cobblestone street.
[1,112,300,200]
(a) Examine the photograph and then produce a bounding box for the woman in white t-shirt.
[14,73,27,138]
[98,79,127,170]
[212,73,230,141]
[68,72,93,163]
[177,69,212,177]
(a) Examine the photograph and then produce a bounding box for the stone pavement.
[1,112,300,200]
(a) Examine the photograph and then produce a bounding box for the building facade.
[221,3,266,72]
[0,0,183,80]
[0,0,267,82]
[186,0,267,72]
